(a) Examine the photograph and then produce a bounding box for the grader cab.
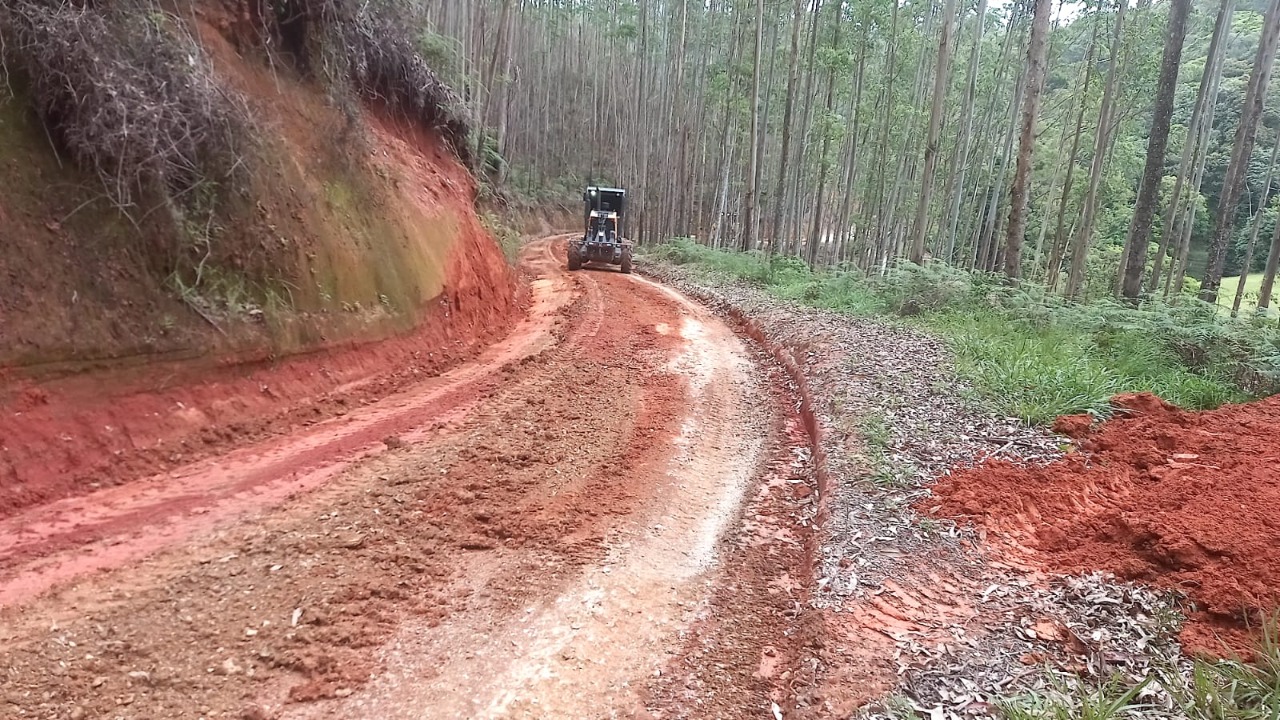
[567,186,633,274]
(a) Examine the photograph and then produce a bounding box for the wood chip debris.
[647,262,1195,719]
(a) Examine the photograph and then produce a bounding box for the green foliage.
[999,674,1154,720]
[416,29,466,88]
[1026,617,1280,720]
[480,211,522,264]
[1177,615,1280,719]
[260,0,472,159]
[472,129,507,179]
[911,618,1280,719]
[651,240,1279,424]
[1219,272,1280,315]
[854,412,919,488]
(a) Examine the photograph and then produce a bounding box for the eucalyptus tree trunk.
[942,0,988,264]
[1258,211,1280,314]
[1232,137,1280,315]
[1200,0,1280,303]
[1118,0,1191,300]
[882,3,939,269]
[909,0,959,265]
[869,0,900,269]
[835,38,869,266]
[963,8,1021,268]
[769,0,809,250]
[1168,17,1231,297]
[807,1,844,266]
[1046,7,1098,290]
[1065,0,1127,300]
[740,0,765,252]
[976,67,1025,272]
[636,0,651,243]
[788,0,825,256]
[1002,0,1053,281]
[1148,0,1237,292]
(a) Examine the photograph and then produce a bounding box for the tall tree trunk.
[1032,127,1070,272]
[636,0,651,244]
[740,0,766,252]
[753,13,778,248]
[1002,0,1053,281]
[1039,5,1100,289]
[942,0,989,264]
[1200,0,1280,302]
[1233,137,1280,314]
[788,0,825,256]
[808,1,844,266]
[909,0,959,264]
[1258,206,1280,313]
[869,0,900,268]
[1169,30,1231,297]
[881,4,939,269]
[769,0,809,250]
[1149,0,1235,293]
[977,67,1025,272]
[835,38,868,265]
[1066,0,1127,300]
[1118,0,1191,299]
[960,9,1020,267]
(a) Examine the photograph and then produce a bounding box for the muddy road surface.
[0,238,823,719]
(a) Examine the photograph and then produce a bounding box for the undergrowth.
[1,0,253,215]
[998,622,1280,719]
[860,618,1280,720]
[858,412,919,488]
[649,239,1280,424]
[481,211,523,265]
[290,0,472,157]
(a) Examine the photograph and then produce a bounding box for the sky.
[985,0,1091,23]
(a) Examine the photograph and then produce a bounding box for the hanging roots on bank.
[0,0,254,215]
[0,0,475,217]
[257,0,473,163]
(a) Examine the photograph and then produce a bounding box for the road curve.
[0,237,821,720]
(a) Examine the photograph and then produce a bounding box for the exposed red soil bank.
[927,392,1280,657]
[0,118,521,521]
[0,288,509,519]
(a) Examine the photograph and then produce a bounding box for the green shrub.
[647,240,1280,423]
[480,211,522,264]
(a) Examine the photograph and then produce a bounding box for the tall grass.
[1169,618,1280,720]
[648,239,1280,423]
[863,620,1280,719]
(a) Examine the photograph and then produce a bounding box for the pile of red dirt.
[927,392,1280,658]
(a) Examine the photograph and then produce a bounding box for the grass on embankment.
[648,239,1280,425]
[998,618,1280,720]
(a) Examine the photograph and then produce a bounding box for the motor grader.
[568,186,633,273]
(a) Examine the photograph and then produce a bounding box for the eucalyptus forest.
[422,0,1280,308]
[6,0,1280,714]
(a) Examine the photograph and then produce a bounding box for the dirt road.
[0,238,822,719]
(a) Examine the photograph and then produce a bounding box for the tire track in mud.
[0,238,578,607]
[633,278,831,720]
[285,278,771,720]
[0,237,827,720]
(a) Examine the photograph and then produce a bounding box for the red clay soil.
[0,127,519,521]
[927,392,1280,658]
